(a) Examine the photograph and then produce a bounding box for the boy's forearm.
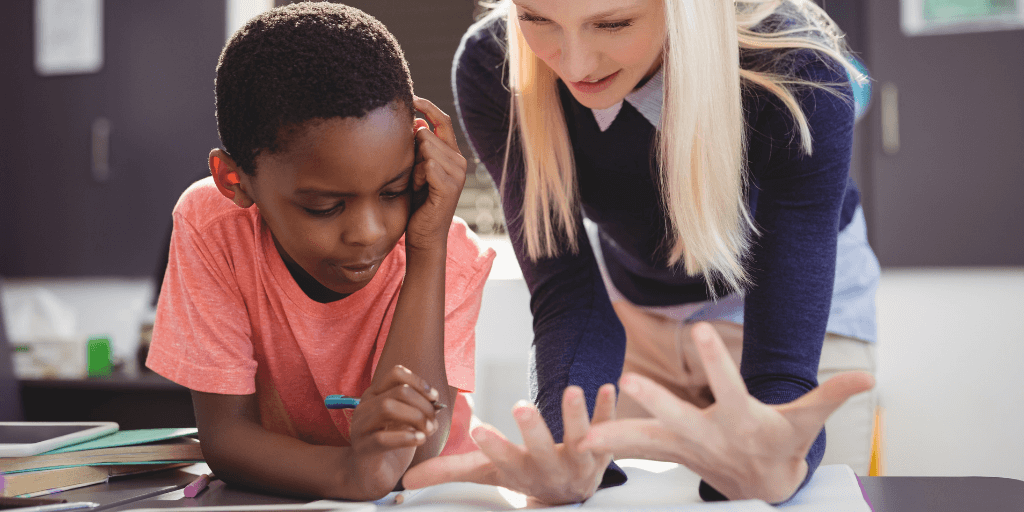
[376,244,455,461]
[203,415,415,500]
[193,393,413,500]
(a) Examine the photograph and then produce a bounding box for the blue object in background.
[848,56,872,123]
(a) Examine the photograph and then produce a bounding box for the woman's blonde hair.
[491,0,862,294]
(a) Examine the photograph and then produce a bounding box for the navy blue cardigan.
[453,16,859,500]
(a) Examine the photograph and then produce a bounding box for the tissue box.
[13,336,89,379]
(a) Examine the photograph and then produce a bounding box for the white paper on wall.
[34,0,103,76]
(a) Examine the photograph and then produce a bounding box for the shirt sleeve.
[452,18,627,488]
[700,54,856,502]
[146,210,258,394]
[442,220,497,393]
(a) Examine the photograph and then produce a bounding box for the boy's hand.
[406,96,467,253]
[344,365,441,496]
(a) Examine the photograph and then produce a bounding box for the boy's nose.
[342,205,387,246]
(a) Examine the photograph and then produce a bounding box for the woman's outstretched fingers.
[583,418,678,461]
[592,383,617,424]
[783,371,875,433]
[512,401,559,468]
[472,423,525,473]
[621,373,702,429]
[402,449,495,489]
[561,386,591,452]
[691,322,748,417]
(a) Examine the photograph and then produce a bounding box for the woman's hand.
[402,383,617,505]
[580,322,874,504]
[344,364,441,498]
[405,96,467,254]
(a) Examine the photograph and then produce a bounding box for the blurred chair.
[0,278,25,420]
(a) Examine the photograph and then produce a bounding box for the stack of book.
[0,428,203,497]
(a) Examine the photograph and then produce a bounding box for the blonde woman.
[405,0,879,504]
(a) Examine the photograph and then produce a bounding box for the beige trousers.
[611,300,877,475]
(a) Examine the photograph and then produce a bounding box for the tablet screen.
[0,424,99,444]
[0,422,119,457]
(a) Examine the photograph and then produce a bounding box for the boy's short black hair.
[215,2,414,175]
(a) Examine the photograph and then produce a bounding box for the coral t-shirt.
[147,178,494,454]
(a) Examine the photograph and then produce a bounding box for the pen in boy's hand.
[324,394,446,410]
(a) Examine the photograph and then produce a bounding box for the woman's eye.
[596,20,633,31]
[303,203,343,217]
[381,189,406,199]
[517,13,549,24]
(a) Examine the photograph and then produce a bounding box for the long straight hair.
[494,0,861,294]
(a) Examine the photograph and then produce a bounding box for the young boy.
[146,3,494,500]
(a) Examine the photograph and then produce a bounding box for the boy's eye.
[596,20,633,31]
[381,189,407,199]
[303,203,344,217]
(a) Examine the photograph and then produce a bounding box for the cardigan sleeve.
[452,18,627,488]
[700,53,856,502]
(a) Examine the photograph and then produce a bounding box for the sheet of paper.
[379,461,869,511]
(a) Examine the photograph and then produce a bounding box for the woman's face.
[512,0,666,110]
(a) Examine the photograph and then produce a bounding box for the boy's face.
[244,104,415,295]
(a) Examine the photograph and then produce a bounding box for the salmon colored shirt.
[147,178,494,455]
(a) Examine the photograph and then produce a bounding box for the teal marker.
[324,395,360,409]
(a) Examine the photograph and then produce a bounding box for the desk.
[42,467,1024,512]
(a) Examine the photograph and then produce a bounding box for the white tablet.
[0,421,119,457]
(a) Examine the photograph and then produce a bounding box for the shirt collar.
[590,66,664,132]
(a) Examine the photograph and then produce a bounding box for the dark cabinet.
[0,0,225,276]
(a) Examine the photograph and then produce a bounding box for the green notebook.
[41,428,197,455]
[0,428,202,474]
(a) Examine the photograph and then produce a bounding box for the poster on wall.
[902,0,1024,35]
[34,0,103,76]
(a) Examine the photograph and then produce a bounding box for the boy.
[147,3,494,500]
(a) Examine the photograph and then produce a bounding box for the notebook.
[0,428,202,474]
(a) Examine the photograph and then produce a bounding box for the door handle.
[91,117,111,182]
[881,83,899,155]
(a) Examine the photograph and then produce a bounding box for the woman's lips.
[571,70,621,95]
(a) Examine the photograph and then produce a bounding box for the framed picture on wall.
[902,0,1024,35]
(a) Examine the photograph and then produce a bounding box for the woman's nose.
[558,34,599,83]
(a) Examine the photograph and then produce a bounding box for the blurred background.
[0,0,1021,482]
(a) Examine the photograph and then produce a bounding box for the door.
[862,0,1024,266]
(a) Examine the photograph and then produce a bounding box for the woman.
[405,0,878,504]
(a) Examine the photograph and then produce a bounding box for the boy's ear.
[209,149,254,208]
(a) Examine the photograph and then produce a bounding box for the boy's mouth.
[339,261,376,271]
[332,259,381,283]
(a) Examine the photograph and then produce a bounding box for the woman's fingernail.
[427,419,436,433]
[514,406,532,422]
[414,431,426,443]
[622,375,639,394]
[571,390,583,407]
[471,427,489,442]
